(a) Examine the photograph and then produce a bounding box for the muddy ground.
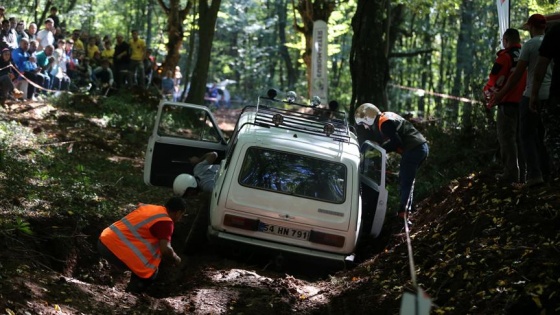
[1,98,559,314]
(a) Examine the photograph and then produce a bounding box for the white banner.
[496,0,509,48]
[311,20,328,104]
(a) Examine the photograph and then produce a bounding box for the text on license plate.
[258,222,309,240]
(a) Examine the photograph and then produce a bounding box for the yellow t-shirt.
[87,44,100,59]
[73,39,85,52]
[130,38,146,61]
[101,48,115,64]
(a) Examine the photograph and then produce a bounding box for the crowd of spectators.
[0,6,159,104]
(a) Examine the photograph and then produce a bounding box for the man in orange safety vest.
[98,196,186,293]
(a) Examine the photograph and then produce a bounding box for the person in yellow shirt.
[87,36,100,60]
[71,30,84,52]
[100,40,114,65]
[128,29,146,89]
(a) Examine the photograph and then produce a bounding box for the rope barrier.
[9,64,60,94]
[389,83,482,105]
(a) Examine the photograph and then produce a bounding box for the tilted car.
[143,89,388,262]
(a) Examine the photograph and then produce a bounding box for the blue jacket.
[11,47,33,73]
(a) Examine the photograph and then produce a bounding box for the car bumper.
[208,226,354,262]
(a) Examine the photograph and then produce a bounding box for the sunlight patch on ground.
[193,288,239,314]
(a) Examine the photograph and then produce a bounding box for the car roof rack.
[249,89,351,143]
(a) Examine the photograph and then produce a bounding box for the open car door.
[359,141,388,238]
[143,101,229,188]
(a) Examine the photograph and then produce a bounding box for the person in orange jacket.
[97,197,186,293]
[355,103,429,226]
[483,28,526,184]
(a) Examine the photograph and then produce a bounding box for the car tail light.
[223,214,259,231]
[309,231,345,248]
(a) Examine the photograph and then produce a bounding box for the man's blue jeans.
[400,142,429,211]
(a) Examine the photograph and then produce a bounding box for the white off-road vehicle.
[143,89,388,262]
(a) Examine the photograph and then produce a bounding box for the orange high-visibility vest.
[99,205,172,279]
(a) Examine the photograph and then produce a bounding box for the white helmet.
[173,174,198,196]
[354,103,381,127]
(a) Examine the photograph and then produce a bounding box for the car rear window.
[238,147,346,203]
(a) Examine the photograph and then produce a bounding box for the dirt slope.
[0,99,559,315]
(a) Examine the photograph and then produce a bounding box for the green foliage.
[0,217,33,236]
[414,108,497,200]
[0,92,170,235]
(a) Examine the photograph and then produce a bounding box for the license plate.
[258,222,310,241]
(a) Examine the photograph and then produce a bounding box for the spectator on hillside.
[47,6,61,29]
[128,30,146,89]
[93,58,114,91]
[79,31,89,50]
[86,36,99,60]
[15,21,28,43]
[0,19,16,50]
[483,28,526,184]
[113,33,129,88]
[28,39,39,55]
[63,38,73,57]
[8,17,17,42]
[34,44,55,90]
[144,48,155,85]
[531,21,560,180]
[0,47,24,106]
[100,40,114,65]
[12,38,45,100]
[491,14,551,187]
[54,26,65,44]
[75,55,92,87]
[71,30,84,52]
[50,41,70,90]
[0,6,5,24]
[161,70,175,100]
[26,23,37,41]
[91,50,102,68]
[36,18,55,51]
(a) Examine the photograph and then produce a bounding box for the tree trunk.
[293,0,335,97]
[277,0,296,90]
[156,0,192,75]
[450,0,474,125]
[349,0,388,116]
[181,12,198,101]
[186,0,222,105]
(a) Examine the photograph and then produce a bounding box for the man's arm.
[491,59,527,106]
[483,52,509,108]
[530,56,551,111]
[158,239,181,265]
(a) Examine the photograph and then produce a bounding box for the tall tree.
[293,0,335,96]
[156,0,193,74]
[349,0,390,116]
[277,0,297,90]
[450,0,475,126]
[186,0,222,105]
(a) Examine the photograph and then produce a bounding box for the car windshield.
[238,147,346,203]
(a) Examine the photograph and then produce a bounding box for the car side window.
[362,145,383,186]
[157,105,220,143]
